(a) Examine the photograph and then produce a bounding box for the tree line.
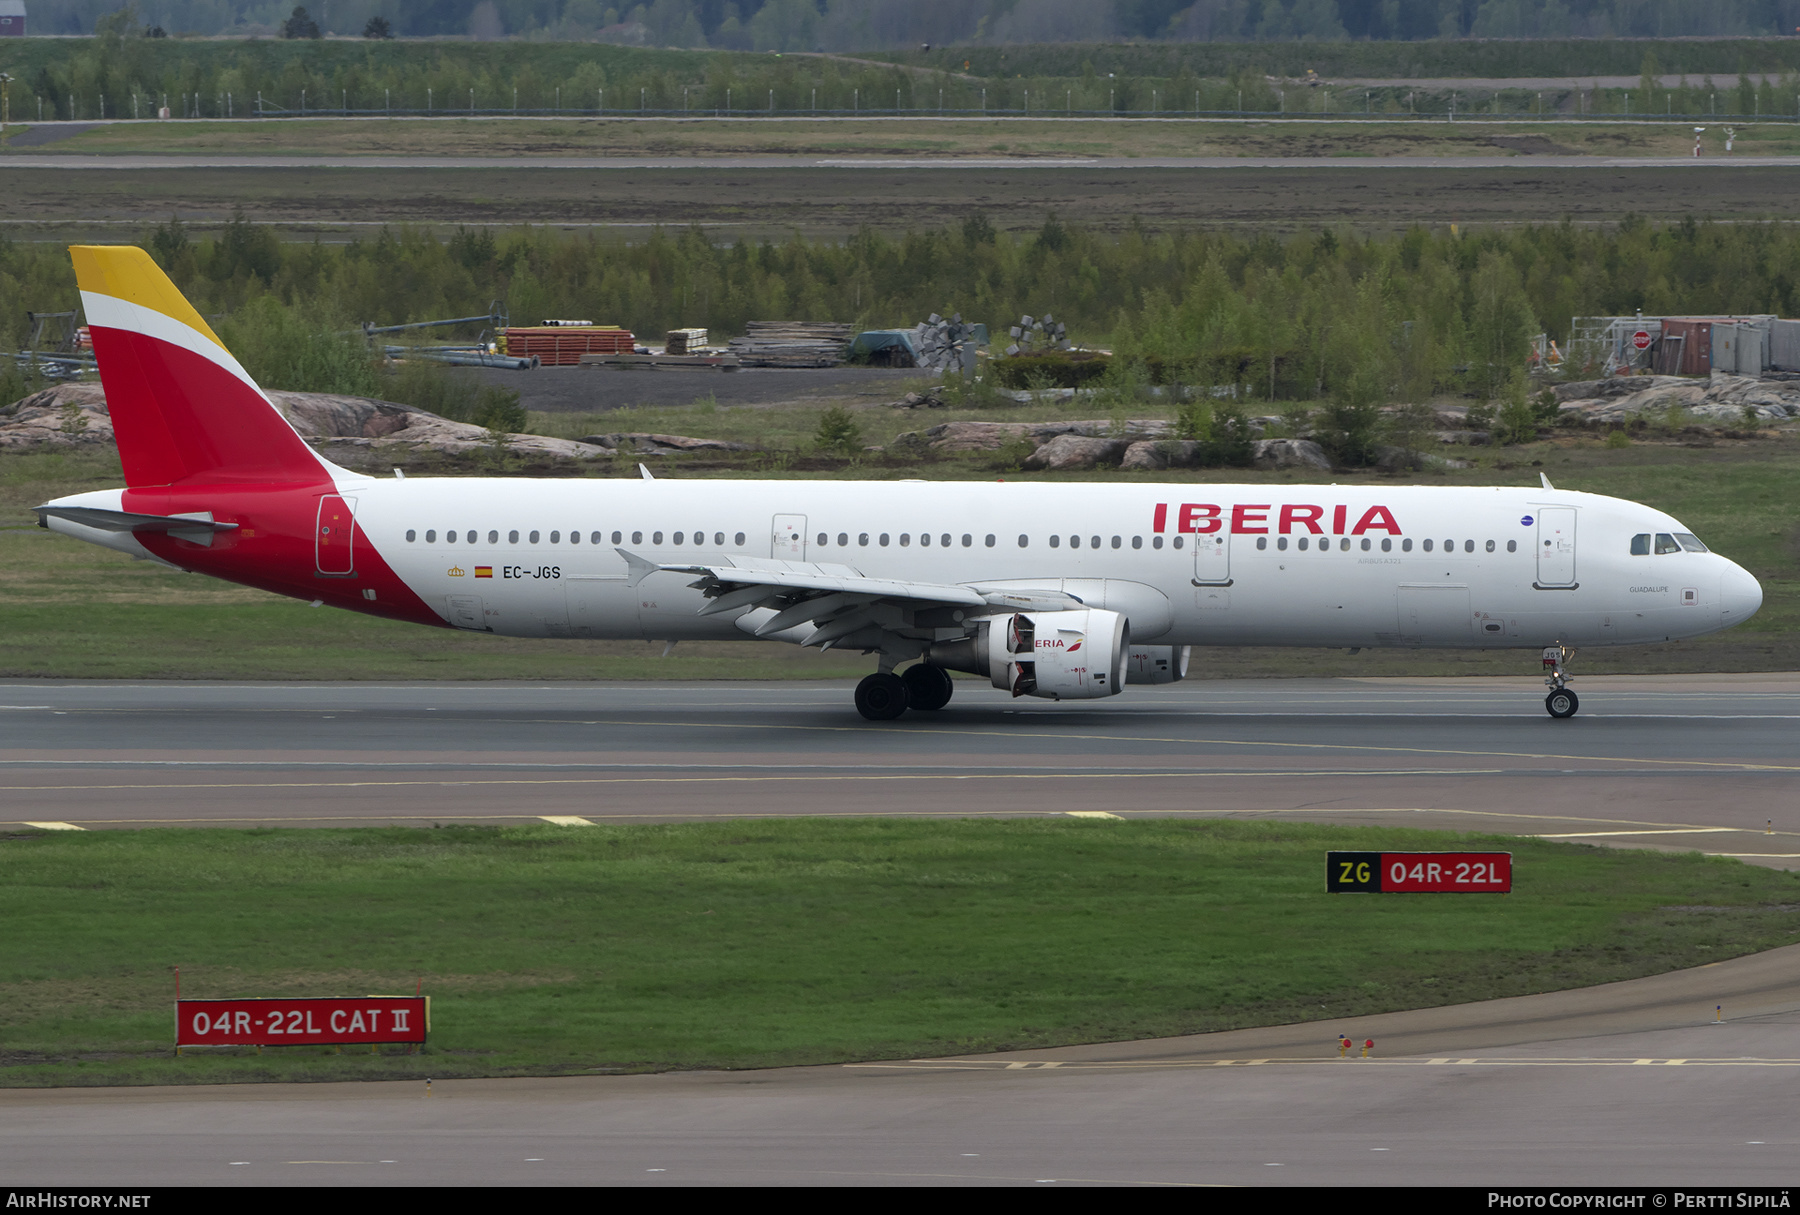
[5,212,1799,418]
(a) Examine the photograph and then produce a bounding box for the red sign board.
[1632,330,1653,350]
[1327,851,1512,893]
[177,997,429,1047]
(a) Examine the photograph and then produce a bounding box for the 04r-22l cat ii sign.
[1327,852,1513,893]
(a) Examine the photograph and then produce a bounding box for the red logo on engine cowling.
[1152,502,1400,536]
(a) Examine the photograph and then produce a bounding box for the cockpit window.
[1654,533,1682,555]
[1674,532,1709,553]
[1630,534,1650,556]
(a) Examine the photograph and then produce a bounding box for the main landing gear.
[1542,644,1579,719]
[855,664,955,721]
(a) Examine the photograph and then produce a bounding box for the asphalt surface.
[5,942,1798,1186]
[4,675,1799,867]
[6,673,1800,1186]
[10,153,1800,170]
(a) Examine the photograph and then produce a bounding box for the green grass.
[4,819,1796,1087]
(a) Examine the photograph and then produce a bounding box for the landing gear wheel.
[855,672,909,721]
[901,663,954,711]
[1545,688,1579,719]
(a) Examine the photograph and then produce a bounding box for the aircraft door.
[772,514,807,560]
[315,495,357,576]
[1193,531,1230,585]
[1537,508,1577,587]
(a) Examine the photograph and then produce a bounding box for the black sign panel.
[1326,851,1382,893]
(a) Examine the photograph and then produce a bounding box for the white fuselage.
[335,477,1760,651]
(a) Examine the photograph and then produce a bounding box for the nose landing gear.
[1543,644,1579,718]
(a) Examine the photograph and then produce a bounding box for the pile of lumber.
[664,328,709,355]
[728,321,853,367]
[502,326,635,366]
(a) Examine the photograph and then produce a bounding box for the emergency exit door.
[1193,531,1231,585]
[772,514,807,560]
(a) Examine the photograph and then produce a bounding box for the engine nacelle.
[988,608,1128,700]
[1125,645,1190,684]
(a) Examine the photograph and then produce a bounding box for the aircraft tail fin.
[69,246,335,489]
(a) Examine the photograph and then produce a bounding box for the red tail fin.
[71,246,334,488]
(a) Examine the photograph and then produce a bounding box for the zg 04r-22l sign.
[1327,851,1513,894]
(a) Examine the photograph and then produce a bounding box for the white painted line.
[23,821,85,831]
[1065,811,1123,820]
[538,815,594,826]
[1534,828,1741,838]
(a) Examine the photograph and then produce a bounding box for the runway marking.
[22,821,85,831]
[539,815,594,826]
[851,1056,1800,1072]
[530,717,1800,775]
[1066,811,1123,820]
[1534,828,1745,838]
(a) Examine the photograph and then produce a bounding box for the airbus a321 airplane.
[36,247,1765,720]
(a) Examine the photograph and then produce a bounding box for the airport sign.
[1327,851,1512,893]
[176,997,429,1048]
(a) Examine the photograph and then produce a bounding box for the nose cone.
[1720,561,1764,628]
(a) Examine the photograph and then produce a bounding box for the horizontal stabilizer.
[35,505,238,547]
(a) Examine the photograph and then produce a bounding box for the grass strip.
[3,819,1796,1088]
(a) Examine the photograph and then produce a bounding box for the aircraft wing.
[616,549,1081,648]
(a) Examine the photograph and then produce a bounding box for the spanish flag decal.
[475,566,493,578]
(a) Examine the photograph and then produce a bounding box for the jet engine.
[924,609,1129,700]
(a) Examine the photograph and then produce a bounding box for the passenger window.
[1443,539,1453,551]
[551,531,562,544]
[1277,537,1288,551]
[919,533,930,547]
[591,532,602,545]
[672,532,682,545]
[941,535,951,547]
[651,531,662,545]
[1507,540,1516,552]
[1050,535,1061,548]
[839,533,849,547]
[1464,539,1474,553]
[1131,536,1142,550]
[488,530,498,544]
[1017,534,1029,547]
[1360,538,1371,551]
[880,534,890,546]
[531,531,541,544]
[1090,536,1101,549]
[1381,539,1392,552]
[734,533,745,546]
[714,533,725,546]
[425,530,436,543]
[1675,532,1708,553]
[962,534,973,548]
[510,530,520,544]
[406,530,416,542]
[1111,536,1122,549]
[1070,536,1081,549]
[816,532,826,547]
[900,534,911,547]
[1255,537,1267,550]
[859,533,870,546]
[632,531,643,544]
[1485,539,1494,553]
[1298,537,1309,551]
[1172,536,1184,550]
[1655,533,1681,554]
[1422,540,1432,552]
[445,530,456,544]
[1340,538,1351,551]
[612,531,622,544]
[1153,536,1163,550]
[986,534,996,548]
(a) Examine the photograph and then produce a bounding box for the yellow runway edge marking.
[538,815,595,826]
[22,821,85,831]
